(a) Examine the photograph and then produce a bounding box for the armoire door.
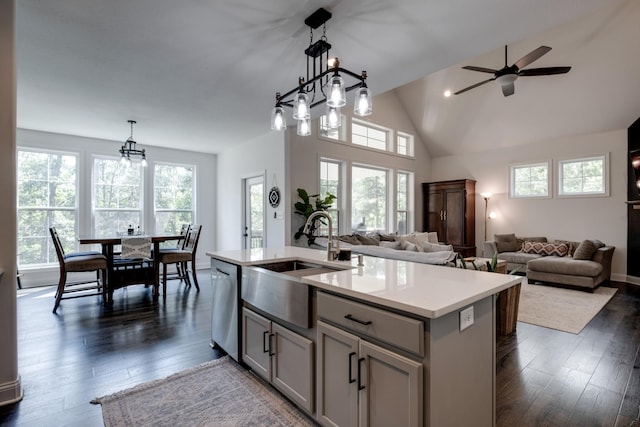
[444,189,464,246]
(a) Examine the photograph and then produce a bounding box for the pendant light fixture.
[270,8,372,136]
[119,120,147,167]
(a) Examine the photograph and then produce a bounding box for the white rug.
[517,280,617,334]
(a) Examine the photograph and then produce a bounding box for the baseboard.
[622,274,640,286]
[0,375,22,407]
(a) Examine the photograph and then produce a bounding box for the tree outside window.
[510,162,550,198]
[155,163,195,235]
[17,149,78,266]
[351,165,387,232]
[93,157,143,234]
[558,156,607,196]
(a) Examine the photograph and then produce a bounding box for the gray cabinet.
[316,320,422,427]
[242,307,314,413]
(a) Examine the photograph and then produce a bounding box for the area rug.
[91,356,313,426]
[517,280,617,334]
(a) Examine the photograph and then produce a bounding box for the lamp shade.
[271,106,286,130]
[297,117,311,136]
[326,105,341,129]
[293,92,310,120]
[353,85,372,116]
[326,75,346,107]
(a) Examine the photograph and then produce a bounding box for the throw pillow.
[404,242,419,252]
[494,233,520,252]
[420,241,454,253]
[380,241,402,250]
[554,239,579,257]
[522,241,569,257]
[376,232,397,242]
[338,235,361,245]
[427,232,439,243]
[355,234,380,246]
[573,240,598,260]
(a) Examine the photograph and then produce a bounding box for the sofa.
[314,231,457,266]
[484,233,615,291]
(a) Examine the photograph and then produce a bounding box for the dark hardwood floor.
[1,275,639,426]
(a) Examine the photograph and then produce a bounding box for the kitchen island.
[207,246,521,427]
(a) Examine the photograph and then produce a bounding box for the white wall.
[430,129,628,281]
[216,131,286,250]
[17,128,216,286]
[287,90,432,244]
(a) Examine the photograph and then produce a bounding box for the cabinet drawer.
[317,292,424,356]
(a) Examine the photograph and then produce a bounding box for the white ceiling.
[16,0,633,156]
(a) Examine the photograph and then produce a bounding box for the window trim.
[556,154,609,198]
[396,132,415,158]
[509,160,552,199]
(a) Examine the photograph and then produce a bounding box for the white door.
[243,175,264,249]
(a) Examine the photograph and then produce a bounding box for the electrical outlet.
[460,306,474,331]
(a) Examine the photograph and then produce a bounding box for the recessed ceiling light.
[443,90,452,97]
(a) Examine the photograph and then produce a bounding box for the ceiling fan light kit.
[270,8,372,136]
[454,45,571,97]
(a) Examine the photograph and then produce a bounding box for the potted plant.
[293,188,336,246]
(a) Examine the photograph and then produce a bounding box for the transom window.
[352,120,389,151]
[17,149,78,267]
[397,132,414,157]
[510,161,550,198]
[558,155,608,197]
[93,157,143,234]
[154,162,195,234]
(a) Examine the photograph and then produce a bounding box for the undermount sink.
[242,260,349,329]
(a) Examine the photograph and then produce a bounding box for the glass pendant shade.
[140,155,148,168]
[326,75,346,107]
[270,106,286,131]
[354,86,372,116]
[326,105,341,129]
[293,92,310,120]
[297,117,311,136]
[120,154,128,165]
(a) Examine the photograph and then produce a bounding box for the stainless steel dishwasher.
[210,258,241,361]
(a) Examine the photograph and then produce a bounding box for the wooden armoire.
[422,179,476,257]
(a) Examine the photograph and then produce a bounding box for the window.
[93,157,143,234]
[397,171,413,234]
[319,159,341,235]
[17,149,78,267]
[510,161,550,198]
[558,155,608,197]
[397,132,414,157]
[352,120,389,151]
[319,114,346,141]
[351,165,387,232]
[155,163,195,234]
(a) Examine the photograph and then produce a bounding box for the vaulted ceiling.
[16,0,634,156]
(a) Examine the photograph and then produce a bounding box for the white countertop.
[206,246,522,319]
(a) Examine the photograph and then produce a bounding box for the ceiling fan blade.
[513,46,551,69]
[453,78,494,95]
[518,66,571,76]
[462,65,497,74]
[501,83,515,97]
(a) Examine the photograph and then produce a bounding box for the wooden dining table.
[77,233,183,303]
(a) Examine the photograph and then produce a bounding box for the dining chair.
[109,236,155,301]
[158,224,202,297]
[50,227,107,313]
[154,223,191,278]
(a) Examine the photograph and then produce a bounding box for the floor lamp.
[480,192,492,242]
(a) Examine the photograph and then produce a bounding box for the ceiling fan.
[453,45,571,97]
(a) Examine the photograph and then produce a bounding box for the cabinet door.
[316,321,359,427]
[242,308,271,381]
[271,322,314,413]
[427,189,445,239]
[359,340,423,427]
[444,188,464,246]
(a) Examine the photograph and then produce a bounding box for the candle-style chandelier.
[119,119,147,167]
[270,8,372,136]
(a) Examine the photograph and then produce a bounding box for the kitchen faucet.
[303,211,338,261]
